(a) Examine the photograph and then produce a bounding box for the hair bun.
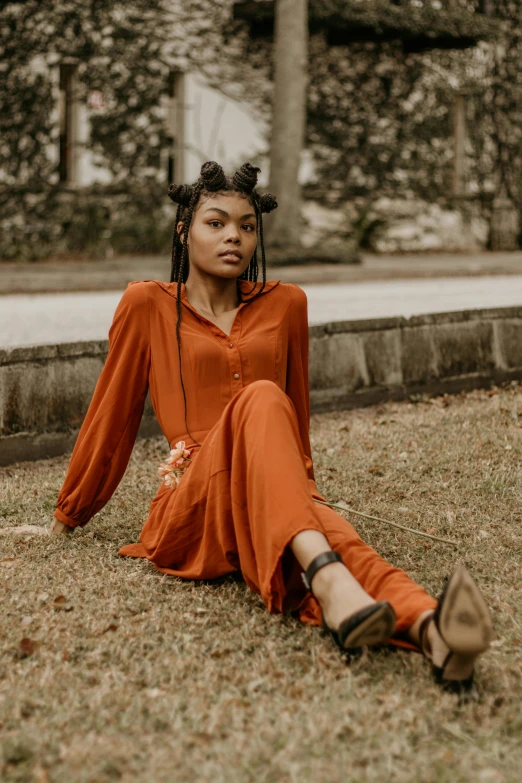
[200,161,228,191]
[232,162,261,194]
[259,193,278,213]
[168,184,194,207]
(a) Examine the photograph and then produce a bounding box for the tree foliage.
[0,0,237,259]
[1,0,234,185]
[476,1,522,205]
[306,35,456,202]
[229,0,521,220]
[2,1,521,258]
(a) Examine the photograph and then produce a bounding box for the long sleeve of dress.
[284,285,326,502]
[54,282,151,528]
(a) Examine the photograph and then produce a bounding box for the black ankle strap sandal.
[301,550,343,591]
[419,563,494,695]
[302,551,397,656]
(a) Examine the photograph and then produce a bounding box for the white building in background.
[179,74,270,186]
[51,60,269,189]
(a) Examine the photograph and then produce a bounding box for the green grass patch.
[1,386,521,782]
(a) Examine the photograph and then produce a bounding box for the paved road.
[2,275,522,349]
[2,251,522,295]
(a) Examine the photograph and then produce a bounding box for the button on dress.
[54,279,436,641]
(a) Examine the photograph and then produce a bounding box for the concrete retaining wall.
[2,306,522,465]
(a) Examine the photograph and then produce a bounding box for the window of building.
[58,62,78,185]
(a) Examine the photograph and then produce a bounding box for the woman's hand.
[0,524,50,536]
[49,519,74,535]
[0,520,74,536]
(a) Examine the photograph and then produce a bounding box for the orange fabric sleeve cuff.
[53,508,82,529]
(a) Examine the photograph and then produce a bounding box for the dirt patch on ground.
[1,385,521,782]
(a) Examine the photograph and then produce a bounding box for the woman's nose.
[225,228,240,243]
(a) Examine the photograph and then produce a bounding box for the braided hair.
[167,160,278,447]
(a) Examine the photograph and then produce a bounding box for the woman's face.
[178,192,258,280]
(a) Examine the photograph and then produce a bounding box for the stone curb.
[2,306,522,465]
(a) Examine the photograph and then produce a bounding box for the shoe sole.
[438,563,494,655]
[342,603,397,649]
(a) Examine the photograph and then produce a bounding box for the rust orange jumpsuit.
[54,279,436,643]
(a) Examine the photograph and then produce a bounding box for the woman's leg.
[206,379,436,642]
[296,499,437,648]
[290,529,377,632]
[133,379,435,647]
[220,380,491,685]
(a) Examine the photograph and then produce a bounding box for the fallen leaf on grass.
[53,595,74,612]
[225,698,250,709]
[101,623,119,634]
[1,557,21,567]
[19,637,35,658]
[187,732,213,747]
[210,647,232,658]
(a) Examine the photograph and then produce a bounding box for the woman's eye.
[208,221,255,231]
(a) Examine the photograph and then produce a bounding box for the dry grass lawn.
[1,385,521,783]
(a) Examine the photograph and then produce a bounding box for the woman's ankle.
[408,609,435,652]
[311,562,376,632]
[308,561,347,602]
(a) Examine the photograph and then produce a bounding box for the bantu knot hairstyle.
[167,183,194,208]
[232,162,261,194]
[200,160,228,191]
[259,193,278,214]
[166,160,278,448]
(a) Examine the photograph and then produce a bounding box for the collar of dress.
[153,278,281,304]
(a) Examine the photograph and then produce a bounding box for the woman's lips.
[219,252,242,262]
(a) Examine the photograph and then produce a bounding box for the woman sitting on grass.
[49,161,494,694]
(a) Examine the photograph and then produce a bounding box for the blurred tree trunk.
[453,93,467,196]
[266,0,308,249]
